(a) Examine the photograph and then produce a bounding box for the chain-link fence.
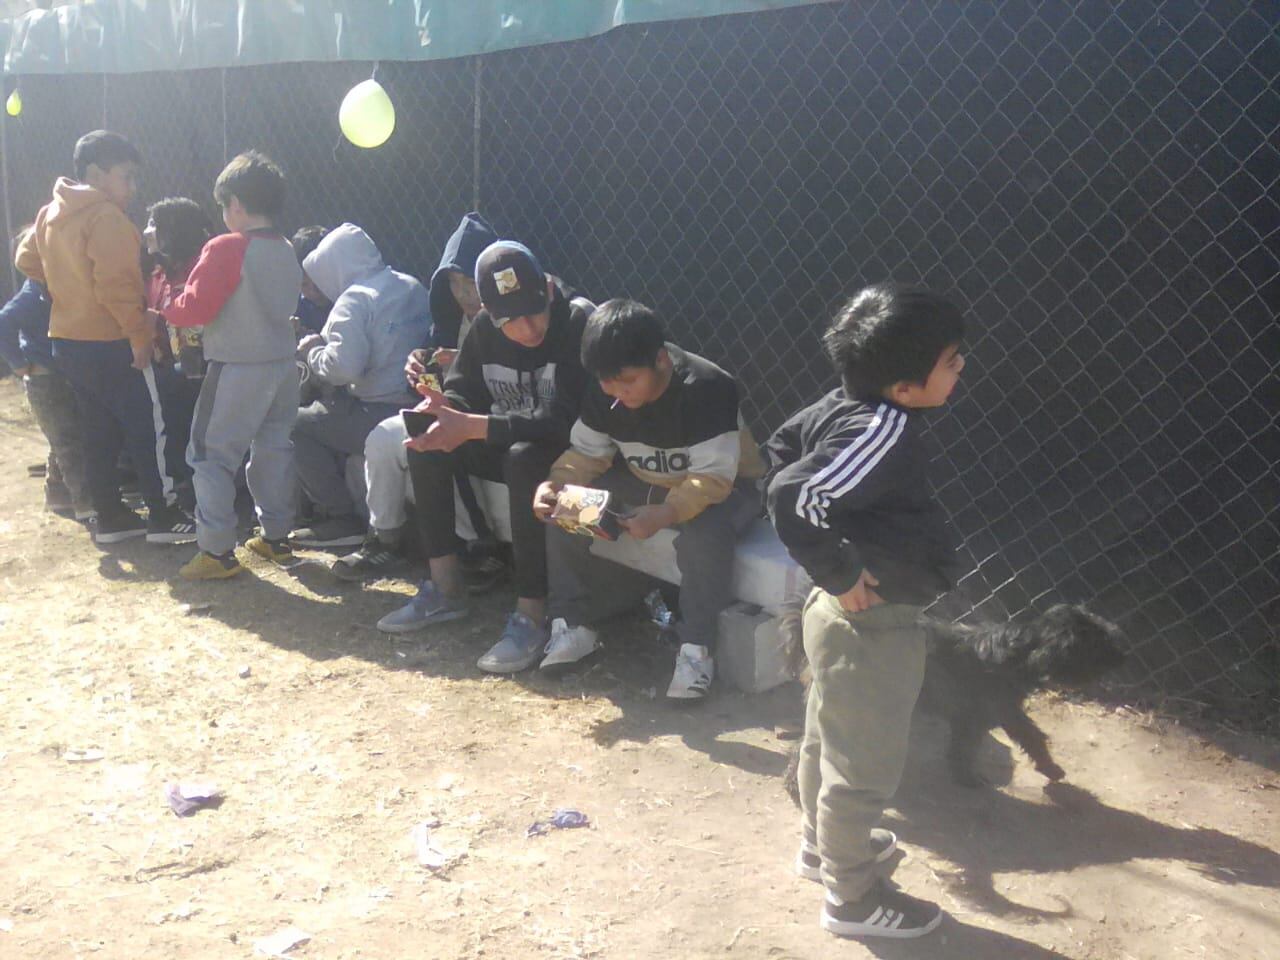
[2,0,1276,724]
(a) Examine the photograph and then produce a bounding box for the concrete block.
[717,601,794,694]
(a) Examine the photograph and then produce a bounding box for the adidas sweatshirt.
[765,389,960,604]
[548,344,765,523]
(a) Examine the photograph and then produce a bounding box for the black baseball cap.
[474,241,548,324]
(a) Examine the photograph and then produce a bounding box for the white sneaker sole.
[94,527,146,544]
[376,606,469,635]
[146,531,197,544]
[294,534,367,548]
[821,906,941,939]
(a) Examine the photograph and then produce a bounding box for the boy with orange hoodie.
[15,130,192,545]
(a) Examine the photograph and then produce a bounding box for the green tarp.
[2,1,831,75]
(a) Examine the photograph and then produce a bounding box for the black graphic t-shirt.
[443,277,592,447]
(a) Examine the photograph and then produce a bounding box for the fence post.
[0,100,15,297]
[472,55,481,211]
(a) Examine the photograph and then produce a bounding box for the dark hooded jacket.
[428,212,498,350]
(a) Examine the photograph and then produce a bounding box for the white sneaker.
[666,643,714,699]
[540,618,599,669]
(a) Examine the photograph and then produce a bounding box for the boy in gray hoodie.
[291,222,431,546]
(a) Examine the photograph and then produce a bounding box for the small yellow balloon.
[339,79,394,149]
[5,90,21,117]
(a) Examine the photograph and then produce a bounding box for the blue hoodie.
[0,279,54,371]
[428,212,497,350]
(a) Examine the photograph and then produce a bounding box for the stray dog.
[782,604,1125,802]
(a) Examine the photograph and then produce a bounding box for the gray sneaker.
[476,612,549,673]
[376,581,470,634]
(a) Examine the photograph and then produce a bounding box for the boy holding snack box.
[533,298,763,699]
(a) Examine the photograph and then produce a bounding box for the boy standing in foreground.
[765,283,966,938]
[159,151,302,579]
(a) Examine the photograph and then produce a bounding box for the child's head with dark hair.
[73,130,141,210]
[581,298,673,409]
[145,197,214,269]
[213,150,286,226]
[73,130,141,180]
[825,283,966,408]
[291,225,329,264]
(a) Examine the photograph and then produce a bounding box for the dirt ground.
[1,377,1277,960]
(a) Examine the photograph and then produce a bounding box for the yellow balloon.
[339,79,394,149]
[5,90,21,117]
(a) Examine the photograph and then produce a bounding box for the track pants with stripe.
[51,338,177,516]
[188,359,298,555]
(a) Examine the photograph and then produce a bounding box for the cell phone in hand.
[402,409,435,438]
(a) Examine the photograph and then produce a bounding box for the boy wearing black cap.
[376,241,594,676]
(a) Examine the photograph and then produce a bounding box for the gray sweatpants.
[546,465,758,650]
[188,359,299,555]
[294,391,402,516]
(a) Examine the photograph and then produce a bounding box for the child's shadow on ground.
[891,771,1280,920]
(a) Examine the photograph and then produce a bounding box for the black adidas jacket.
[765,389,960,604]
[444,277,592,448]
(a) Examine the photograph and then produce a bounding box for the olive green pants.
[798,590,926,902]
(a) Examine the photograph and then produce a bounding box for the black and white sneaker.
[821,882,942,939]
[146,505,197,544]
[331,536,405,582]
[796,829,897,881]
[94,508,146,544]
[667,643,714,699]
[292,515,367,548]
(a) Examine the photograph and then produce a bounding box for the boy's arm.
[306,292,371,386]
[85,209,148,348]
[13,225,44,285]
[164,233,248,329]
[766,413,909,595]
[440,324,491,415]
[547,396,617,487]
[0,280,46,371]
[662,378,742,523]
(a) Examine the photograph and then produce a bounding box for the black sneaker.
[94,508,146,544]
[821,882,942,939]
[291,515,367,548]
[461,545,509,594]
[44,480,74,513]
[796,829,897,881]
[331,536,405,582]
[146,505,197,544]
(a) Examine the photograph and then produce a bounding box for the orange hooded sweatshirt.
[14,178,148,350]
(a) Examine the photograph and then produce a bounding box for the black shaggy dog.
[783,604,1125,803]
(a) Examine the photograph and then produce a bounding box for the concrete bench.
[343,458,802,691]
[467,477,803,693]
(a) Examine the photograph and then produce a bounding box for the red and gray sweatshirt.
[163,228,301,364]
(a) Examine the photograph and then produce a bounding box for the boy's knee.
[364,415,408,468]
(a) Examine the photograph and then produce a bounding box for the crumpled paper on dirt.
[254,926,311,957]
[527,808,591,837]
[164,781,222,817]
